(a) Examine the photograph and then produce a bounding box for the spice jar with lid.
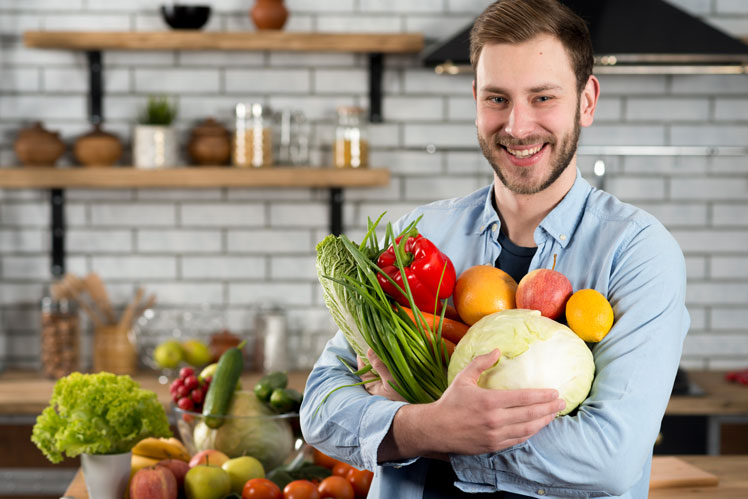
[40,295,80,379]
[333,106,368,168]
[233,103,274,168]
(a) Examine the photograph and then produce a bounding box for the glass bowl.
[132,307,230,382]
[173,398,303,471]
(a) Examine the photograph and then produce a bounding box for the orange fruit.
[565,288,614,342]
[453,265,517,325]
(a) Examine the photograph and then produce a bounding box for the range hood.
[423,0,748,75]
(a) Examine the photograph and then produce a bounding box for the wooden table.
[0,369,311,415]
[63,456,748,498]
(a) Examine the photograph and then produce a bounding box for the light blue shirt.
[300,170,689,498]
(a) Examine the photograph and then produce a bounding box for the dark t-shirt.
[422,230,536,497]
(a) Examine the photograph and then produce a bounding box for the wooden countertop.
[665,370,748,416]
[1,369,746,416]
[649,456,748,498]
[63,456,748,498]
[0,369,311,415]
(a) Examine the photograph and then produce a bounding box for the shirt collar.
[473,169,593,248]
[537,169,593,248]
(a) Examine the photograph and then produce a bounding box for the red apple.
[188,449,230,468]
[516,267,573,320]
[157,459,190,492]
[130,465,178,499]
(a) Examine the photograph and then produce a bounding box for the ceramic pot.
[74,125,123,167]
[14,122,65,167]
[81,451,132,499]
[251,0,288,30]
[187,118,231,165]
[133,125,178,169]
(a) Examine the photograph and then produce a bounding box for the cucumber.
[269,387,303,413]
[254,371,288,402]
[202,343,244,428]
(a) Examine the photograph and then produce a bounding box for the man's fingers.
[496,389,564,409]
[455,348,501,385]
[356,355,366,371]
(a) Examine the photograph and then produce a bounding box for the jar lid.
[336,106,365,116]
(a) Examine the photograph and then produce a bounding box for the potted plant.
[133,95,179,168]
[31,372,172,499]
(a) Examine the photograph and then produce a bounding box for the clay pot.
[14,122,65,167]
[74,125,123,167]
[187,118,231,166]
[251,0,288,30]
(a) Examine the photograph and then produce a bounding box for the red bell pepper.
[376,233,456,313]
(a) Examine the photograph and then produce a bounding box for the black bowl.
[161,5,211,30]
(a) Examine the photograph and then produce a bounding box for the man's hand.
[377,349,566,461]
[357,349,406,402]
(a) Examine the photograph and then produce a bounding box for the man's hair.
[470,0,594,93]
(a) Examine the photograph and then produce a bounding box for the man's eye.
[536,96,553,102]
[489,96,506,104]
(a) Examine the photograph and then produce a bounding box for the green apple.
[199,362,241,389]
[199,362,218,380]
[221,456,265,494]
[153,340,183,369]
[182,339,212,367]
[184,464,231,499]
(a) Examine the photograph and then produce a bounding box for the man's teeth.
[506,145,543,158]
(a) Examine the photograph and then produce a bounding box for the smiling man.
[300,1,689,497]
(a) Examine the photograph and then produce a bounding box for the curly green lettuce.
[31,372,171,463]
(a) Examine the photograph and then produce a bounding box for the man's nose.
[504,103,534,138]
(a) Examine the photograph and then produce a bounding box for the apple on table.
[184,465,231,499]
[130,465,178,499]
[188,449,230,468]
[222,456,265,494]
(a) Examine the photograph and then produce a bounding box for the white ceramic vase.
[81,451,132,499]
[133,125,178,168]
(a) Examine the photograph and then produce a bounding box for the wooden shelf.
[23,31,424,53]
[0,167,390,189]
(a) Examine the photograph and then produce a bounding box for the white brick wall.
[1,0,748,373]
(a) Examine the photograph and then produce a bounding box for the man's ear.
[472,79,477,101]
[579,75,600,128]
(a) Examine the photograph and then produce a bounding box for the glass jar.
[333,106,368,168]
[40,295,80,379]
[233,103,273,168]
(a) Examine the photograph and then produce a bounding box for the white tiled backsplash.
[1,0,747,371]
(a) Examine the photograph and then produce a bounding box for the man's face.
[473,35,595,195]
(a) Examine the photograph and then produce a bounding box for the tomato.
[332,461,353,478]
[347,468,374,499]
[243,478,283,499]
[283,479,321,499]
[312,448,341,470]
[317,476,354,499]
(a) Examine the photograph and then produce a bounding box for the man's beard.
[478,108,581,195]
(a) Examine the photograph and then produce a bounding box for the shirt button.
[537,490,546,495]
[480,225,485,231]
[559,234,567,241]
[492,223,498,232]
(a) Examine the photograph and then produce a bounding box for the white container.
[81,451,132,499]
[133,125,178,168]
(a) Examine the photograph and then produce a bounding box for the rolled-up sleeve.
[300,330,418,472]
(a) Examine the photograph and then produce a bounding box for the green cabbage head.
[193,391,294,470]
[447,309,594,415]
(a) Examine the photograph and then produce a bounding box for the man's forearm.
[377,403,449,463]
